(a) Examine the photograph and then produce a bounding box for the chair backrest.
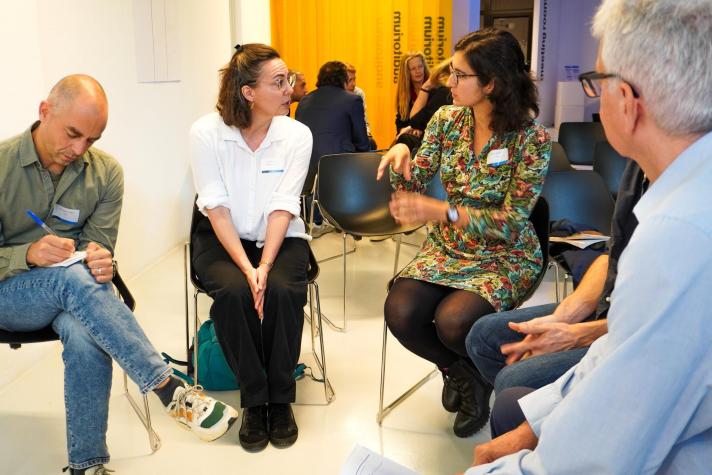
[549,142,573,173]
[515,196,550,306]
[541,170,615,235]
[317,152,420,236]
[188,198,208,292]
[558,122,606,166]
[529,196,550,265]
[593,141,629,200]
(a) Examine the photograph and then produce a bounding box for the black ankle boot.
[441,369,461,413]
[448,358,492,438]
[239,405,269,451]
[268,403,298,447]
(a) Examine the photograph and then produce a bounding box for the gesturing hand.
[376,143,412,181]
[389,191,448,226]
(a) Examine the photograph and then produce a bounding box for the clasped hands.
[376,143,447,226]
[245,263,271,319]
[27,235,114,284]
[501,314,582,365]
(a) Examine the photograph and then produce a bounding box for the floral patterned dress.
[391,106,551,311]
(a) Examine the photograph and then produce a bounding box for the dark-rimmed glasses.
[578,70,640,98]
[449,63,478,86]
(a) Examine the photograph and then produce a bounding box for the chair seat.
[326,209,421,237]
[0,327,58,345]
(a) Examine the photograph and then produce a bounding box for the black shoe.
[441,370,461,413]
[268,403,298,447]
[239,405,269,451]
[449,359,493,438]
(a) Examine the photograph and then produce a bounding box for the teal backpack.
[162,319,305,391]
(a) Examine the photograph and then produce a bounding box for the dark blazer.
[295,85,370,194]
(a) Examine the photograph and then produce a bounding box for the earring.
[249,101,254,110]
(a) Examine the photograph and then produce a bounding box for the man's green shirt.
[0,123,123,282]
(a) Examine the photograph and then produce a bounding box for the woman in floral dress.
[377,28,551,437]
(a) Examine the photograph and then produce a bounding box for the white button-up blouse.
[189,112,313,246]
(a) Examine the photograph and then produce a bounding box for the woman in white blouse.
[189,43,313,452]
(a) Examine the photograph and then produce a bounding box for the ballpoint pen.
[26,210,57,235]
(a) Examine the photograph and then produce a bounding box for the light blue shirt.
[467,131,712,475]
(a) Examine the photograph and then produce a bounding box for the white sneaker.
[311,222,334,238]
[166,385,238,441]
[64,464,114,474]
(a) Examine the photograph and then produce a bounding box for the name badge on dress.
[261,156,285,174]
[486,148,509,168]
[52,204,80,224]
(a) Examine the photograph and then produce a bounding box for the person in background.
[190,43,312,452]
[345,63,376,149]
[395,52,429,133]
[377,28,551,438]
[465,0,712,472]
[395,58,453,152]
[288,70,308,103]
[0,74,237,475]
[295,60,369,237]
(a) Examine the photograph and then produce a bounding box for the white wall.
[0,0,233,277]
[533,0,601,126]
[230,0,271,46]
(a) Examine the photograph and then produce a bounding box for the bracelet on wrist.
[420,87,431,93]
[259,260,273,269]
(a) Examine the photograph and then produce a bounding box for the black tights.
[384,278,495,369]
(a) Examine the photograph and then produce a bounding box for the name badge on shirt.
[261,156,285,174]
[486,148,509,167]
[52,204,80,224]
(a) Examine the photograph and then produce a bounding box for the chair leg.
[193,289,200,387]
[393,234,402,277]
[322,233,348,332]
[563,272,571,298]
[184,243,191,362]
[552,259,562,303]
[377,319,438,424]
[122,372,161,453]
[310,281,334,403]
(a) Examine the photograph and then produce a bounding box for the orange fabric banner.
[272,0,452,150]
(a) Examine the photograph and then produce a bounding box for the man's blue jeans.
[0,264,172,470]
[466,303,589,394]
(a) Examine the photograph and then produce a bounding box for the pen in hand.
[26,210,57,235]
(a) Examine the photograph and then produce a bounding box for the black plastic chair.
[541,170,615,299]
[593,141,629,200]
[377,196,550,424]
[184,202,333,403]
[549,142,574,173]
[316,152,422,331]
[0,265,161,452]
[558,122,606,166]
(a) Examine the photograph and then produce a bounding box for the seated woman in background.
[395,51,430,133]
[189,43,312,452]
[395,58,453,151]
[376,28,551,438]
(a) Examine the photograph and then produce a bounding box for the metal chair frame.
[1,264,161,453]
[183,241,334,405]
